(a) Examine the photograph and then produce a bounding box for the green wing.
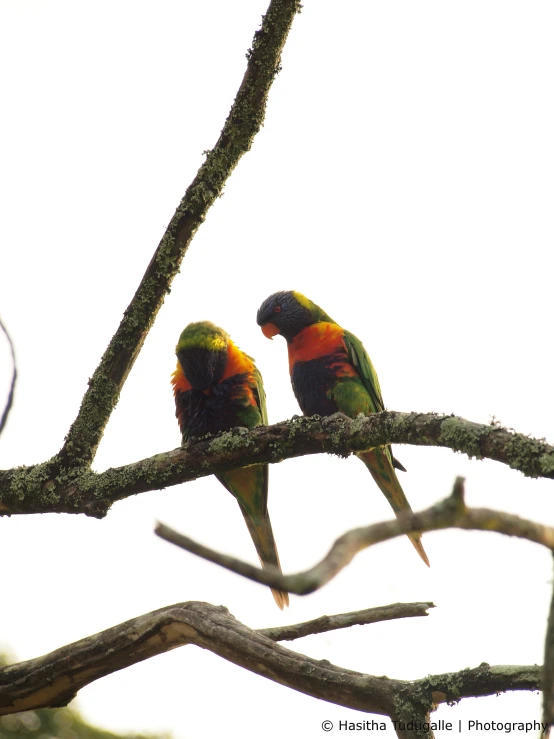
[342,330,385,414]
[234,356,267,429]
[215,359,289,606]
[342,330,406,472]
[251,364,269,514]
[228,359,269,514]
[253,364,268,426]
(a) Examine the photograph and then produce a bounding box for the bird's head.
[256,291,332,343]
[175,321,228,390]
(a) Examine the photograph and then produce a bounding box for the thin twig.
[258,602,435,641]
[155,477,554,595]
[0,316,17,436]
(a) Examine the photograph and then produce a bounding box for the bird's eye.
[274,305,282,313]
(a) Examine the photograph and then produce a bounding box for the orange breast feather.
[171,343,257,405]
[288,323,355,375]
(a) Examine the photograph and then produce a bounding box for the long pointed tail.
[217,468,289,609]
[358,449,430,567]
[237,500,289,610]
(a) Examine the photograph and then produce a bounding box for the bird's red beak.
[261,323,280,340]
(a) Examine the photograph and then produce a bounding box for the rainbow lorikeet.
[171,321,289,609]
[256,291,429,567]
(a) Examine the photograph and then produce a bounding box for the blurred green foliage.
[0,708,171,739]
[0,653,172,739]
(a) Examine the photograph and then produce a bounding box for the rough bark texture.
[1,413,553,518]
[258,602,434,642]
[0,602,400,717]
[1,0,551,732]
[0,601,540,724]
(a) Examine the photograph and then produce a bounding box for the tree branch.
[543,552,554,733]
[57,0,302,469]
[391,663,543,738]
[2,0,548,733]
[0,602,401,717]
[258,602,435,642]
[1,412,553,517]
[412,662,543,705]
[154,477,554,595]
[0,601,540,721]
[0,316,17,437]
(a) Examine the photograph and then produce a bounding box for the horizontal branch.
[155,477,554,595]
[411,663,542,706]
[0,601,540,720]
[1,412,553,517]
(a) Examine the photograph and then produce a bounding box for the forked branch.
[58,0,302,469]
[0,600,540,723]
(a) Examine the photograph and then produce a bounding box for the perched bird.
[257,291,429,567]
[171,321,289,609]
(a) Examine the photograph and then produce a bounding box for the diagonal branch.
[58,0,302,469]
[0,316,17,437]
[0,600,541,720]
[1,412,553,518]
[155,477,554,595]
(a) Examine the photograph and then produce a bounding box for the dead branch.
[0,601,540,723]
[155,477,554,595]
[0,602,404,717]
[258,602,435,641]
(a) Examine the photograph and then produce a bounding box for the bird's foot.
[322,412,351,426]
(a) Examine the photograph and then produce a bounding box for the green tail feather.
[358,449,430,567]
[236,500,289,610]
[217,467,289,609]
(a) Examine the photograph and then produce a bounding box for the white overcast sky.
[0,1,553,737]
